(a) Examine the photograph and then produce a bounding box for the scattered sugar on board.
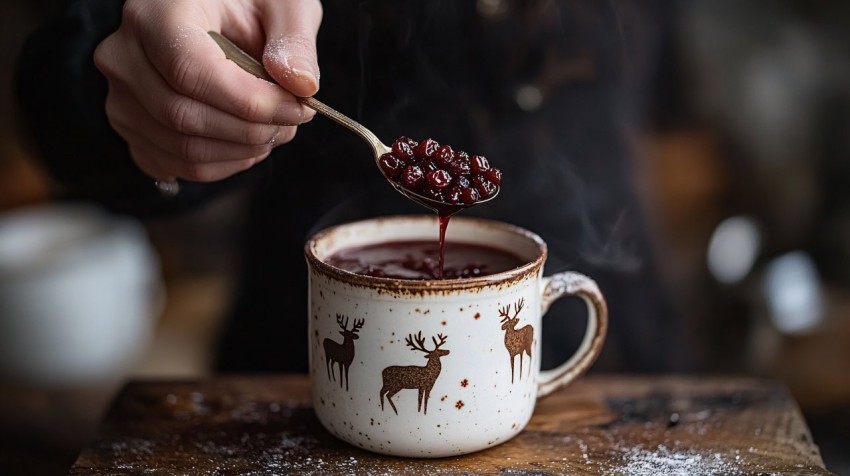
[605,444,785,476]
[108,438,155,458]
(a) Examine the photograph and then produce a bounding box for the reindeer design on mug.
[323,314,364,391]
[379,332,449,415]
[500,298,534,383]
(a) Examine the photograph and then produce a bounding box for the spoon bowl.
[208,31,499,214]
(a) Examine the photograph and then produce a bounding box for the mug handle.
[537,272,608,398]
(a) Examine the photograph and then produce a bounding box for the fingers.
[122,114,279,183]
[147,25,316,126]
[119,0,315,126]
[106,84,297,181]
[93,0,321,183]
[260,0,323,97]
[98,32,304,142]
[108,83,295,161]
[130,137,270,183]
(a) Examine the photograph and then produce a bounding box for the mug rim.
[304,214,547,292]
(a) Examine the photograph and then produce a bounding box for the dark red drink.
[326,240,525,280]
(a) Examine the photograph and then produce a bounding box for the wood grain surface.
[69,375,836,475]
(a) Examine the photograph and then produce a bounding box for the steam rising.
[311,1,651,277]
[299,0,686,372]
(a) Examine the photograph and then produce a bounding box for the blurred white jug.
[0,202,162,385]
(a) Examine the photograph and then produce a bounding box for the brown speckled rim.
[304,215,547,292]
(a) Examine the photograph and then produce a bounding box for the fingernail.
[300,107,316,123]
[287,57,320,89]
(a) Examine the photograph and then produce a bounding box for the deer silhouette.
[500,298,533,383]
[323,314,364,391]
[379,332,449,415]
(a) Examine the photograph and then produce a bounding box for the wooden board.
[70,375,836,475]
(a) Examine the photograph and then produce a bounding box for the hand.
[94,0,322,183]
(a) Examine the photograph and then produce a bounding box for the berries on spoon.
[383,137,501,206]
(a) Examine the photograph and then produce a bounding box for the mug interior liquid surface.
[325,240,525,280]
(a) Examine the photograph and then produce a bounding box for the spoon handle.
[297,97,390,156]
[208,31,274,82]
[208,31,390,157]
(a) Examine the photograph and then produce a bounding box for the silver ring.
[154,178,180,197]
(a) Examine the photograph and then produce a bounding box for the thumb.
[261,0,322,97]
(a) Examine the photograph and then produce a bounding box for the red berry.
[426,169,452,189]
[448,158,471,176]
[414,138,440,161]
[400,165,425,190]
[434,145,454,168]
[471,176,497,199]
[454,175,470,188]
[445,186,462,204]
[484,167,502,185]
[421,160,439,173]
[403,136,418,150]
[470,155,490,174]
[392,139,416,164]
[444,151,469,176]
[379,153,403,179]
[460,187,479,204]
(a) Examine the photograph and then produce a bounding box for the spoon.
[208,31,498,214]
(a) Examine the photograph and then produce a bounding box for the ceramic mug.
[305,215,607,457]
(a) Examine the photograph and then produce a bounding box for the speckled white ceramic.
[305,215,607,457]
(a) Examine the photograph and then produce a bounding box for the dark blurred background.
[1,0,848,474]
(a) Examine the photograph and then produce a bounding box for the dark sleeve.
[14,0,269,217]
